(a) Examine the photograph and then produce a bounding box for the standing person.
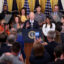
[42,16,56,42]
[1,5,12,24]
[0,0,4,13]
[50,5,62,23]
[20,7,27,23]
[23,12,39,29]
[13,16,21,30]
[0,34,16,56]
[4,24,10,35]
[20,7,28,29]
[2,5,11,14]
[35,5,46,27]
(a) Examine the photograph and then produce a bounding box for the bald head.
[29,12,35,20]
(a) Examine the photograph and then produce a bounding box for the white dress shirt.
[42,23,56,36]
[30,20,34,28]
[0,0,4,13]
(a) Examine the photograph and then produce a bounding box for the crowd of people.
[0,4,64,64]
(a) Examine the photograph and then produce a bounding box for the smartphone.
[35,32,39,40]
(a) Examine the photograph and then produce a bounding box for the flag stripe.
[45,0,52,16]
[24,0,30,15]
[12,0,18,11]
[34,0,39,13]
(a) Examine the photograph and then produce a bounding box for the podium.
[22,29,43,64]
[22,29,43,43]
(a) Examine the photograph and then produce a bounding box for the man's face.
[29,12,35,20]
[3,6,7,11]
[54,6,59,12]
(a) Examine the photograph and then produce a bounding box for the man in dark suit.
[23,12,39,29]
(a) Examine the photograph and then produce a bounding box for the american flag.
[3,0,8,11]
[45,0,52,16]
[12,0,18,11]
[24,0,30,15]
[4,0,7,5]
[34,0,39,13]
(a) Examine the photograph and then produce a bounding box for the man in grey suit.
[50,5,62,23]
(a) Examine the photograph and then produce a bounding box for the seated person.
[44,31,58,61]
[0,42,24,64]
[10,28,26,61]
[0,19,5,34]
[54,59,64,64]
[42,16,56,42]
[61,16,64,43]
[35,5,46,27]
[0,33,8,56]
[0,34,16,56]
[23,12,39,29]
[29,42,51,64]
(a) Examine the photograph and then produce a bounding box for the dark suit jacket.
[45,41,58,61]
[0,43,11,56]
[2,11,11,14]
[29,49,51,64]
[23,20,39,29]
[58,0,63,10]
